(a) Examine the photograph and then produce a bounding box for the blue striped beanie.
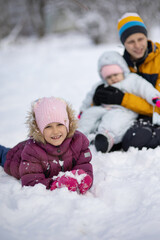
[117,13,147,44]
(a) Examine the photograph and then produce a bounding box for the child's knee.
[122,124,152,151]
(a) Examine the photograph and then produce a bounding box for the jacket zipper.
[58,155,64,172]
[133,62,138,72]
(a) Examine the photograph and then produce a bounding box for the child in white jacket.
[78,51,160,153]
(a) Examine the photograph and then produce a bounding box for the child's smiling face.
[43,122,68,146]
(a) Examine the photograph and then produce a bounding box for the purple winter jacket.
[4,130,93,189]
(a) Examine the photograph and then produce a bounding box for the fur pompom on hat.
[101,64,123,79]
[26,97,78,143]
[117,12,147,44]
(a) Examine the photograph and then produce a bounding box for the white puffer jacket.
[80,51,160,111]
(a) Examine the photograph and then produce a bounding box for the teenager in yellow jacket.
[93,12,160,150]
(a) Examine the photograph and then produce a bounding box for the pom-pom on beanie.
[117,12,147,44]
[101,64,123,79]
[33,97,69,134]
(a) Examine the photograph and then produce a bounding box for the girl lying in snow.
[0,97,93,194]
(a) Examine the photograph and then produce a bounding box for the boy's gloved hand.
[50,170,92,194]
[152,97,160,107]
[93,84,124,106]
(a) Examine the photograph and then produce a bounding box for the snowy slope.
[1,33,160,240]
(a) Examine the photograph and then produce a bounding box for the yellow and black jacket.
[122,40,160,116]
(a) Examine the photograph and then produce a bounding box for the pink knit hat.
[33,97,69,134]
[101,64,123,79]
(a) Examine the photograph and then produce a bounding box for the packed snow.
[1,31,160,240]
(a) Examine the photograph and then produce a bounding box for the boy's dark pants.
[122,118,160,151]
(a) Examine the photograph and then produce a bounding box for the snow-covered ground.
[1,32,160,240]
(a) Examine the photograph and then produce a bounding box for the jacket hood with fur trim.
[98,50,130,84]
[26,100,78,144]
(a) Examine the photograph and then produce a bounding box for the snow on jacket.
[122,40,160,115]
[4,102,93,189]
[80,50,160,112]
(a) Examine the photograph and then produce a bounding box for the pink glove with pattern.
[50,170,92,194]
[152,97,160,107]
[72,169,92,194]
[50,174,78,192]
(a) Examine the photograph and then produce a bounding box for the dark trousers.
[122,118,160,151]
[0,145,10,167]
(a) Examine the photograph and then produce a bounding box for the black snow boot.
[95,134,109,153]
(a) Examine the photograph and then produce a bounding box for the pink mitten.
[57,175,78,191]
[78,174,92,194]
[72,169,92,194]
[50,174,78,192]
[50,178,59,191]
[152,97,160,107]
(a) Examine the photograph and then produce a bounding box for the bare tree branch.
[71,0,89,11]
